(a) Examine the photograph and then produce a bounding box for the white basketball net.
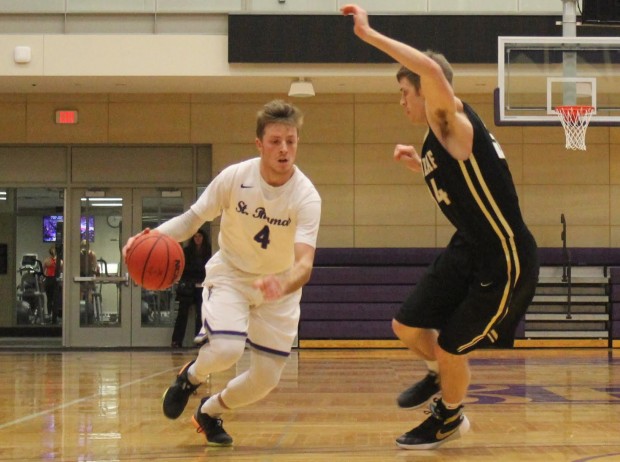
[554,105,594,151]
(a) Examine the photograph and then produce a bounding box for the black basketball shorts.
[395,233,539,355]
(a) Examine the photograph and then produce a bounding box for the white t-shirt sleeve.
[294,193,321,248]
[155,165,233,241]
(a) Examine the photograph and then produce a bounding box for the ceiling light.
[288,78,315,98]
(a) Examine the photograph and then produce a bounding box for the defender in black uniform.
[342,4,539,450]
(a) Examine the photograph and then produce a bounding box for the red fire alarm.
[55,110,78,124]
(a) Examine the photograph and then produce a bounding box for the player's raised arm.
[340,4,472,157]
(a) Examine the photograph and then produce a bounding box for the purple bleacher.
[610,268,620,337]
[300,248,620,344]
[313,248,440,266]
[299,321,394,339]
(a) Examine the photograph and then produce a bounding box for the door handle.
[73,275,129,286]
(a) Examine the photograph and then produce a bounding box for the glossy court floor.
[0,347,618,462]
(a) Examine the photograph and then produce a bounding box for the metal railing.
[560,213,573,320]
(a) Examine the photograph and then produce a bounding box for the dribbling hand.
[122,228,153,262]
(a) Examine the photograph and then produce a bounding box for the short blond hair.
[256,99,304,139]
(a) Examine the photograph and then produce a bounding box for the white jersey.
[191,157,321,275]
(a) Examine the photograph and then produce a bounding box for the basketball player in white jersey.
[342,4,539,451]
[123,99,321,446]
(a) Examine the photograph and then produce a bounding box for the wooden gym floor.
[0,347,619,462]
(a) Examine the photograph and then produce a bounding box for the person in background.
[79,239,99,323]
[171,229,212,348]
[341,3,539,451]
[42,245,62,324]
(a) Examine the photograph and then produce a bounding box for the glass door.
[66,187,193,347]
[130,188,193,346]
[66,188,131,347]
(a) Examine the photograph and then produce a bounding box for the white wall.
[0,0,568,14]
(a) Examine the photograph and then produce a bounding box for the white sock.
[200,394,227,417]
[425,361,439,375]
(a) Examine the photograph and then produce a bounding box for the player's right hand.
[393,144,422,172]
[122,228,152,262]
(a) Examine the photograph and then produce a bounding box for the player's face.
[399,77,426,125]
[256,122,299,186]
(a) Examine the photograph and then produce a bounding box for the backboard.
[495,36,620,126]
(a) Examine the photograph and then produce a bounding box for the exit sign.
[55,110,78,124]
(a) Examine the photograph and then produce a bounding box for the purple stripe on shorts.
[246,339,290,358]
[204,320,247,338]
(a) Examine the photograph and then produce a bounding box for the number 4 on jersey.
[430,178,451,205]
[254,225,271,249]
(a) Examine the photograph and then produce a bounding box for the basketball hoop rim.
[555,105,595,116]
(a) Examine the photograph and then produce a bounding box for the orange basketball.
[126,232,185,290]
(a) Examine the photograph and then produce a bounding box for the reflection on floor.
[0,348,618,462]
[0,337,62,348]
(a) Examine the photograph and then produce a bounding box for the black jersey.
[421,102,529,252]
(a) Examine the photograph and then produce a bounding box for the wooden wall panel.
[191,103,255,144]
[610,149,620,184]
[522,185,609,226]
[355,225,436,247]
[296,144,353,186]
[522,143,609,185]
[315,185,354,226]
[354,102,422,144]
[27,102,109,143]
[295,102,354,144]
[71,146,193,184]
[355,185,435,226]
[0,146,67,183]
[316,225,354,248]
[0,102,26,143]
[354,144,424,185]
[108,102,190,143]
[0,91,618,248]
[530,225,610,247]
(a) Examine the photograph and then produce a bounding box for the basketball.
[126,232,185,290]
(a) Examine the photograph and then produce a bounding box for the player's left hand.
[341,4,371,39]
[253,275,284,302]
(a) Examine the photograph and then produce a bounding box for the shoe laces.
[180,380,197,392]
[196,416,224,434]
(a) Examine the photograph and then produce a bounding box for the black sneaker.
[397,371,440,409]
[191,397,233,447]
[396,398,470,450]
[162,361,200,419]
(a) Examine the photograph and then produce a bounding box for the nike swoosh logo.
[240,184,253,188]
[480,281,493,287]
[436,426,459,440]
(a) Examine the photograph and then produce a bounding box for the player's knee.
[392,320,428,345]
[213,339,245,364]
[196,337,245,372]
[392,318,411,340]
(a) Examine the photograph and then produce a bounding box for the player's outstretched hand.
[340,4,372,39]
